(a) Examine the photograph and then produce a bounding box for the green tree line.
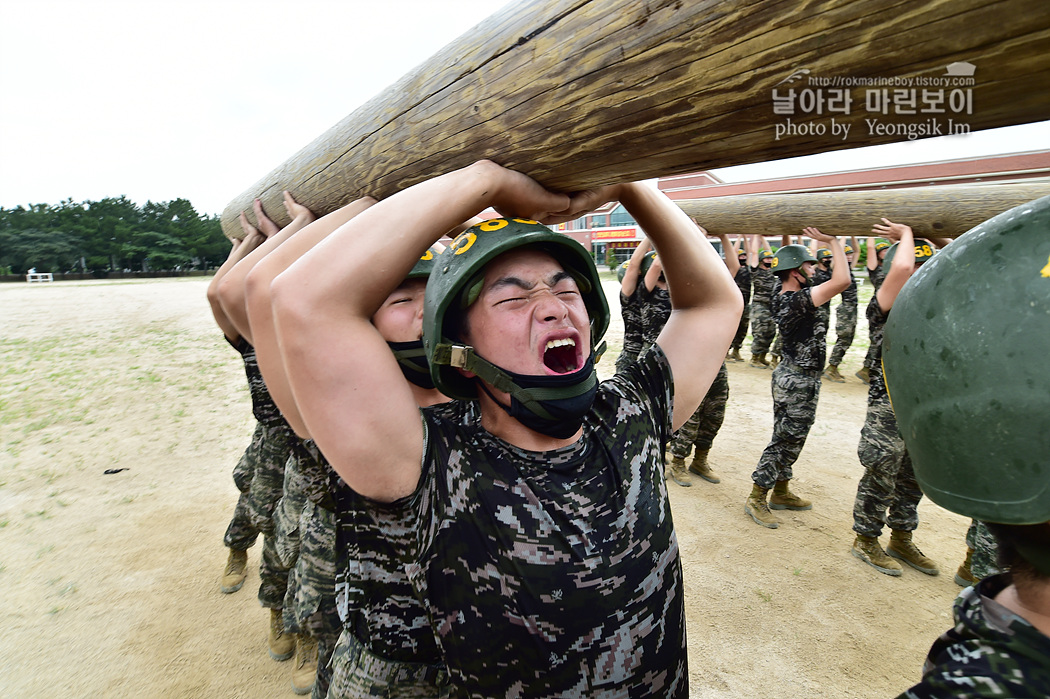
[0,197,229,275]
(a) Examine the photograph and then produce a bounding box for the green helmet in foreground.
[883,195,1050,525]
[770,244,816,273]
[423,218,610,401]
[407,245,442,279]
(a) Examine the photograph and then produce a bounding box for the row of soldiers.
[615,223,999,585]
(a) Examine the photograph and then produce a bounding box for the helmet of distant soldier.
[770,244,817,273]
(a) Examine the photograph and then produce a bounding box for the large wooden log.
[222,0,1050,238]
[677,182,1050,238]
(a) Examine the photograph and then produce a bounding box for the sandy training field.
[1,277,970,697]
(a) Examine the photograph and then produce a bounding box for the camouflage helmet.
[816,248,832,262]
[844,242,854,255]
[883,195,1050,525]
[874,239,891,252]
[770,244,816,273]
[616,259,630,283]
[639,249,658,277]
[422,218,610,401]
[407,245,442,279]
[882,239,936,267]
[759,248,774,260]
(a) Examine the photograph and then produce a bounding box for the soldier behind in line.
[956,519,1004,587]
[856,237,892,384]
[823,236,860,383]
[748,242,780,368]
[850,224,940,577]
[745,228,850,529]
[213,195,316,669]
[241,199,459,697]
[726,233,753,362]
[614,238,652,374]
[887,195,1050,698]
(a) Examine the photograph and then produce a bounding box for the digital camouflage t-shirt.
[899,573,1050,698]
[772,287,829,372]
[370,346,687,698]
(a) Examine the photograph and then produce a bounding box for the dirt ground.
[0,277,973,698]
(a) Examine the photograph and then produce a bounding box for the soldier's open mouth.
[544,338,578,374]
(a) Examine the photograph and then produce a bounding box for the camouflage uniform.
[898,573,1050,698]
[280,439,340,699]
[828,268,858,367]
[615,283,646,373]
[670,362,729,459]
[852,297,923,538]
[327,406,475,698]
[749,264,778,355]
[862,265,886,371]
[751,287,828,488]
[221,337,295,610]
[731,265,752,351]
[638,282,671,352]
[966,520,1004,582]
[369,347,687,698]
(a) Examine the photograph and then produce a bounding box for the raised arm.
[802,227,850,307]
[850,235,861,268]
[872,219,914,312]
[243,195,373,438]
[716,229,740,278]
[270,160,570,501]
[218,197,315,344]
[620,237,652,297]
[614,184,741,429]
[207,231,266,342]
[866,236,880,272]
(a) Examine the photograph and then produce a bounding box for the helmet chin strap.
[432,342,597,420]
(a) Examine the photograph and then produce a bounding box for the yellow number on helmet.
[477,219,509,232]
[918,245,933,257]
[771,258,779,267]
[420,249,434,261]
[511,218,539,225]
[451,231,477,255]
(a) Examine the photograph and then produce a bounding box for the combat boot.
[769,480,812,510]
[770,353,780,368]
[855,366,871,384]
[290,634,318,695]
[954,547,977,587]
[852,534,902,576]
[688,449,721,484]
[749,353,770,369]
[823,365,845,382]
[745,485,779,529]
[221,548,248,594]
[727,347,743,362]
[269,608,295,661]
[887,530,940,576]
[666,457,693,487]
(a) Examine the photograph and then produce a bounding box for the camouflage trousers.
[670,363,729,458]
[223,420,295,609]
[614,341,642,374]
[328,630,450,699]
[274,447,309,570]
[752,362,820,488]
[731,303,750,350]
[852,396,923,537]
[828,299,857,366]
[966,519,1004,581]
[284,501,340,699]
[749,300,776,355]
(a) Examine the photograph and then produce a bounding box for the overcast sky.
[2,0,1047,217]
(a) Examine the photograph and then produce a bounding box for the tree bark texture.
[678,182,1050,239]
[221,0,1050,238]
